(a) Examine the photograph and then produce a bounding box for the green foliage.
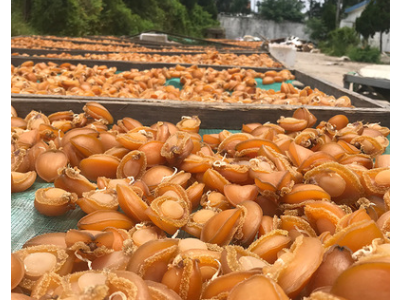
[78,0,103,35]
[215,0,231,12]
[320,2,336,32]
[198,0,219,19]
[13,0,219,38]
[347,45,381,63]
[124,0,165,30]
[305,0,363,44]
[29,0,71,35]
[11,10,36,36]
[180,0,198,11]
[231,0,251,14]
[216,0,251,14]
[260,0,304,22]
[309,1,384,63]
[187,4,220,37]
[355,0,390,40]
[100,0,153,36]
[29,0,104,36]
[304,17,329,42]
[322,27,360,56]
[159,0,192,34]
[306,0,323,18]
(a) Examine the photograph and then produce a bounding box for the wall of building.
[368,32,390,53]
[218,15,310,41]
[218,13,390,53]
[340,7,364,27]
[249,0,259,13]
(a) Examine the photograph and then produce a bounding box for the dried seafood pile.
[11,102,390,300]
[207,39,263,49]
[11,62,353,107]
[15,51,282,69]
[12,36,240,53]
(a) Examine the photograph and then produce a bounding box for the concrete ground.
[293,51,390,88]
[292,51,390,105]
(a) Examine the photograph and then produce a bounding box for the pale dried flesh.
[11,102,390,300]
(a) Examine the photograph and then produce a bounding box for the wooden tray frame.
[11,48,269,57]
[11,58,390,128]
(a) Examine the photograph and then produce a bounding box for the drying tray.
[11,52,283,71]
[11,128,391,253]
[11,34,252,52]
[11,47,270,57]
[11,41,391,253]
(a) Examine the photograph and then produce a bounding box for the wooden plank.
[12,48,131,56]
[294,70,387,109]
[11,95,390,129]
[128,30,249,49]
[11,57,388,111]
[12,35,257,52]
[11,47,268,57]
[11,56,285,72]
[14,35,248,50]
[18,36,143,48]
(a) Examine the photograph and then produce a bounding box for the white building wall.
[218,10,390,53]
[218,15,309,41]
[249,0,259,13]
[339,7,364,27]
[369,32,390,53]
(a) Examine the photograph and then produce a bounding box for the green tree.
[215,0,251,14]
[12,9,35,36]
[12,0,35,36]
[355,0,390,52]
[123,0,218,36]
[11,0,32,21]
[78,0,103,35]
[198,0,218,18]
[304,17,329,41]
[231,0,251,14]
[148,0,190,35]
[187,4,220,37]
[180,0,198,10]
[306,0,323,18]
[320,1,337,32]
[215,0,231,12]
[123,0,164,29]
[30,0,80,36]
[260,0,305,22]
[305,0,366,43]
[320,0,365,26]
[13,0,219,38]
[100,0,152,36]
[325,26,360,56]
[305,1,341,44]
[29,0,103,36]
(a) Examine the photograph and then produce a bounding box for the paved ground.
[291,51,390,106]
[293,51,389,88]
